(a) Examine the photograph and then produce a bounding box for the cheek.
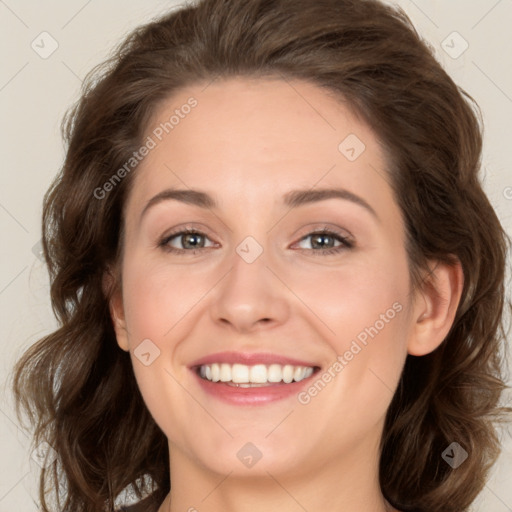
[119,259,200,438]
[294,249,410,345]
[121,258,208,343]
[295,272,410,444]
[296,249,411,399]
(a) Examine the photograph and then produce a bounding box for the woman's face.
[111,77,420,479]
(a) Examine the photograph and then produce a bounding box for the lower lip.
[191,369,318,405]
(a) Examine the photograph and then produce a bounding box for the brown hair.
[12,0,511,511]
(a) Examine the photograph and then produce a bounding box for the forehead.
[125,77,394,218]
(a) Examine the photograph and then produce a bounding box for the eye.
[158,229,216,253]
[293,229,354,256]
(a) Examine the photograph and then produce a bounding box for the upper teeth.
[199,363,314,384]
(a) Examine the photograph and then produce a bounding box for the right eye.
[158,229,216,254]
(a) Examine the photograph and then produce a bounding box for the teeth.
[232,364,249,383]
[220,363,231,382]
[268,364,282,382]
[211,363,220,382]
[283,365,294,383]
[198,363,315,384]
[250,364,267,383]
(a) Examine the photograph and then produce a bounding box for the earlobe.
[407,259,464,356]
[102,269,130,352]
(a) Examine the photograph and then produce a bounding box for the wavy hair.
[13,0,511,511]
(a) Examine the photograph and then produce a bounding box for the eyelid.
[292,223,354,242]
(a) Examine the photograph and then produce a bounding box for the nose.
[209,243,290,334]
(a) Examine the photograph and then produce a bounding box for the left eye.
[294,231,353,252]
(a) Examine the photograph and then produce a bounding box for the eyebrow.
[139,187,379,222]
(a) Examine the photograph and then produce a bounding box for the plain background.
[1,0,511,510]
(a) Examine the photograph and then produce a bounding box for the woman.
[13,0,511,511]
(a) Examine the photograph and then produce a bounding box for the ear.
[102,269,129,352]
[407,258,464,356]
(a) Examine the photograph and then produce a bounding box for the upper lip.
[189,351,320,368]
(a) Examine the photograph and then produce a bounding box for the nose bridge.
[209,232,289,331]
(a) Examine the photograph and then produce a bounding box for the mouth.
[189,352,321,405]
[195,363,316,387]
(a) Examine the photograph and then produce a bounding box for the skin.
[107,77,463,512]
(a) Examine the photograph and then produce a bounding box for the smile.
[190,351,321,404]
[198,363,315,386]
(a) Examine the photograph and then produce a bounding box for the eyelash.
[157,227,354,256]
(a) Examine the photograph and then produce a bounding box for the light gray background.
[1,0,511,510]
